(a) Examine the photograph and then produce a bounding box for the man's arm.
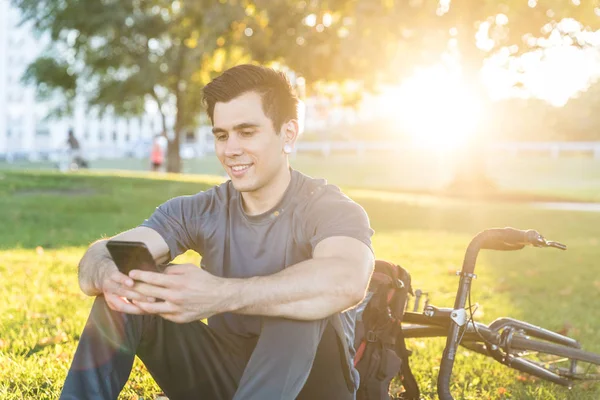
[229,236,374,320]
[78,226,171,296]
[129,236,374,322]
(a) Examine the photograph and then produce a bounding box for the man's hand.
[129,264,234,323]
[99,267,153,315]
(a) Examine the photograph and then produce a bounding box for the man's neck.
[241,167,292,216]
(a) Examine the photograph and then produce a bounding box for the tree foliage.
[12,0,600,174]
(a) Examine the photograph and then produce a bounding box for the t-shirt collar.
[237,167,299,224]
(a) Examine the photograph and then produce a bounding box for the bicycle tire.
[510,335,600,381]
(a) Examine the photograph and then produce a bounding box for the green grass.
[1,169,600,399]
[3,152,600,202]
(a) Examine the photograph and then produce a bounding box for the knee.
[82,296,152,350]
[86,296,147,335]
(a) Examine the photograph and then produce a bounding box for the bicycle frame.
[429,228,568,399]
[402,310,581,387]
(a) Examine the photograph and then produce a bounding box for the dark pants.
[60,296,355,400]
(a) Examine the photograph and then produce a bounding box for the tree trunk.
[166,106,182,173]
[166,90,186,173]
[165,45,189,174]
[166,135,181,173]
[151,87,168,138]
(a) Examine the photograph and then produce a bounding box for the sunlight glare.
[376,66,482,150]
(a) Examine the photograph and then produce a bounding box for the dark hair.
[202,64,299,132]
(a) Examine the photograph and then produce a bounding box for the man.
[61,64,375,400]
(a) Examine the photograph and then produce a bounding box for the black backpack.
[354,260,420,400]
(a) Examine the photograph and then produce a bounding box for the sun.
[375,66,483,150]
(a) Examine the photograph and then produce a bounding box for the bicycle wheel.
[510,335,600,381]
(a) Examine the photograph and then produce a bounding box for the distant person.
[60,64,374,400]
[66,129,88,169]
[150,135,165,172]
[67,129,80,152]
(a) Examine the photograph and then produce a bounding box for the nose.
[223,135,243,158]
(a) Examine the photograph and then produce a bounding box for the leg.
[234,318,354,400]
[297,322,355,400]
[60,296,146,400]
[137,316,256,400]
[61,296,254,400]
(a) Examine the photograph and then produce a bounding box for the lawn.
[3,151,600,202]
[1,169,600,399]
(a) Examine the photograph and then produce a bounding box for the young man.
[61,64,375,400]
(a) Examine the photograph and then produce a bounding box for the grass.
[1,169,600,399]
[3,151,600,202]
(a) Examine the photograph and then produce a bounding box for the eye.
[215,133,228,141]
[240,130,255,137]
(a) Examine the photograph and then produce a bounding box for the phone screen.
[106,240,159,275]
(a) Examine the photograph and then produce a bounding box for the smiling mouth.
[229,163,254,178]
[230,164,252,173]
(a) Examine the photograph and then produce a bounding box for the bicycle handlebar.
[480,228,566,252]
[437,227,566,400]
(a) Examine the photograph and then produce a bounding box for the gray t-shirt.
[141,169,374,385]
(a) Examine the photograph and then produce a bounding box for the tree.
[244,0,600,193]
[14,0,254,172]
[15,0,437,172]
[14,0,600,177]
[437,1,600,192]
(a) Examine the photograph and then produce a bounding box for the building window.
[125,133,130,142]
[35,127,50,136]
[112,131,117,141]
[98,131,104,141]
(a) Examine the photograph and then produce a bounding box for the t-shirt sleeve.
[140,193,206,261]
[305,186,374,254]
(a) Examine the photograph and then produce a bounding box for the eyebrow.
[212,123,260,135]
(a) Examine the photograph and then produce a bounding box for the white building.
[0,0,173,161]
[0,0,322,162]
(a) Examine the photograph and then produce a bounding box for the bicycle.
[399,227,600,400]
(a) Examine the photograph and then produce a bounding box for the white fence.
[293,141,600,159]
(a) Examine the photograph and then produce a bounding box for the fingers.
[132,281,171,300]
[132,299,178,314]
[102,270,153,302]
[107,269,135,288]
[105,293,148,315]
[129,269,178,287]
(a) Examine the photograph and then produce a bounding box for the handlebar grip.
[480,228,540,250]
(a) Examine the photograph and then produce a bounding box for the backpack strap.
[395,325,420,400]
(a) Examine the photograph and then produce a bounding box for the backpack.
[354,260,420,400]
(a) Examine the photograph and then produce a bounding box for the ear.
[281,119,299,150]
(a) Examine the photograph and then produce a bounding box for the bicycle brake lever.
[546,241,567,250]
[527,231,547,247]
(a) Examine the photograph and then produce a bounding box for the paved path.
[531,202,600,212]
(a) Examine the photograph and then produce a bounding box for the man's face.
[212,91,288,193]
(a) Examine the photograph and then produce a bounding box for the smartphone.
[106,240,160,276]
